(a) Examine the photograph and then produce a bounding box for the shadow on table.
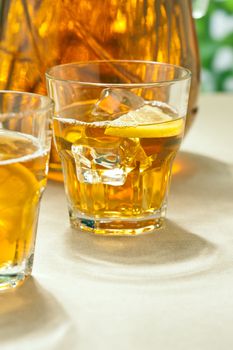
[63,151,232,282]
[172,151,233,203]
[65,220,217,282]
[0,278,76,348]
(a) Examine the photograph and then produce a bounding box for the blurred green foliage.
[195,0,233,92]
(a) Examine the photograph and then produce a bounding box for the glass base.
[69,207,166,236]
[0,255,33,291]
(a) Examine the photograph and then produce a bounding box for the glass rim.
[45,60,192,87]
[0,90,54,118]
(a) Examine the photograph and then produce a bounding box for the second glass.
[0,91,53,290]
[46,61,191,235]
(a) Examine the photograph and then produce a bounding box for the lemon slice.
[0,162,39,243]
[0,163,38,203]
[105,105,184,138]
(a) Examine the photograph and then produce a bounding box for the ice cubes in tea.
[91,88,144,120]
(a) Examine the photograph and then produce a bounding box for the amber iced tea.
[0,131,49,287]
[53,100,184,235]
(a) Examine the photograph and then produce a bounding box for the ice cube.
[91,88,144,120]
[71,142,127,186]
[120,138,152,170]
[91,148,120,169]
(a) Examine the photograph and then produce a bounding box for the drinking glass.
[0,91,53,290]
[46,60,191,235]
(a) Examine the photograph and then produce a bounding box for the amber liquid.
[0,0,199,181]
[53,103,184,234]
[0,131,49,273]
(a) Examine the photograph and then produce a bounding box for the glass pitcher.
[0,0,208,181]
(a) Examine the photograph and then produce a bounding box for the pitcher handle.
[192,0,210,18]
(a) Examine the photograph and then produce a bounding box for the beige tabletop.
[0,93,233,350]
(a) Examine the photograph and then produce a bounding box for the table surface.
[0,94,233,350]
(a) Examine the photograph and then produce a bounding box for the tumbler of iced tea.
[0,91,53,290]
[46,61,191,235]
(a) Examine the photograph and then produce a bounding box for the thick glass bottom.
[0,255,33,291]
[69,207,166,236]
